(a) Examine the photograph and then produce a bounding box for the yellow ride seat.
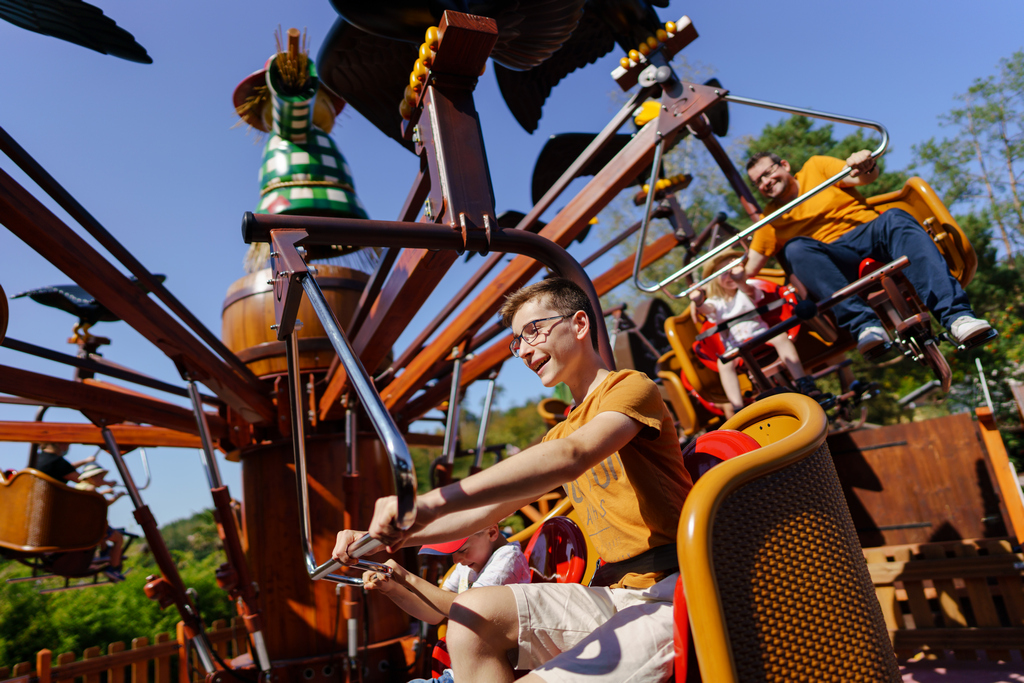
[865,176,976,287]
[676,394,898,682]
[664,309,753,406]
[0,468,108,553]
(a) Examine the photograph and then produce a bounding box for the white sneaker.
[857,326,891,355]
[949,316,992,344]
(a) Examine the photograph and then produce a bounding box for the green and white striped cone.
[256,55,367,227]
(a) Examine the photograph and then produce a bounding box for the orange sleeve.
[750,224,777,258]
[808,155,847,180]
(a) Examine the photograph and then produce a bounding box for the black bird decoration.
[0,0,152,63]
[13,275,166,332]
[318,0,670,148]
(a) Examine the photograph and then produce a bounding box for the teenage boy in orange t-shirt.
[743,150,992,355]
[333,277,690,683]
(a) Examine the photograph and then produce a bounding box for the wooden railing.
[0,619,248,683]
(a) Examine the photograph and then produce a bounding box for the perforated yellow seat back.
[678,395,898,683]
[866,177,976,287]
[0,469,107,553]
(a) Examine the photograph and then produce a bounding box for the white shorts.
[508,573,678,683]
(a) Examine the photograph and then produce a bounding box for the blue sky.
[1,0,1021,533]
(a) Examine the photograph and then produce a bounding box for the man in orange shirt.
[743,150,992,355]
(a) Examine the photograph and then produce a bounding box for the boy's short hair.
[500,277,599,351]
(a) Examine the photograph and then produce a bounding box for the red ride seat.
[523,516,587,584]
[692,279,800,373]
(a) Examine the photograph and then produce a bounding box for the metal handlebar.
[632,94,888,298]
[285,273,417,585]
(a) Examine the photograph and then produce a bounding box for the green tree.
[0,511,235,669]
[913,50,1024,260]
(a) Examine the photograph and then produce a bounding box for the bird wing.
[0,0,151,63]
[494,9,615,132]
[488,0,586,72]
[317,18,418,151]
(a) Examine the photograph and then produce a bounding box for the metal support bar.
[472,375,497,471]
[441,353,463,466]
[187,381,222,490]
[281,274,417,583]
[100,427,217,673]
[638,94,889,297]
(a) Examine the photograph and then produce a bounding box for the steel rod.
[187,381,223,490]
[631,136,669,293]
[1,337,220,405]
[442,354,463,466]
[473,376,497,471]
[101,427,217,673]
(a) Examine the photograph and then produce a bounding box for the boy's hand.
[363,492,440,554]
[331,529,369,565]
[690,288,706,307]
[729,266,746,283]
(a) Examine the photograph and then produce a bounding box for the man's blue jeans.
[779,209,974,336]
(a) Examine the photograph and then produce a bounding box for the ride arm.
[365,560,454,625]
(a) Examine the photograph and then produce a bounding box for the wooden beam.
[380,123,667,413]
[977,407,1024,545]
[0,166,274,424]
[398,235,683,422]
[0,422,204,448]
[0,365,224,438]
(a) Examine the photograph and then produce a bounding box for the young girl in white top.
[690,250,822,418]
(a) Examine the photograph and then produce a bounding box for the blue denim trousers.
[779,209,974,336]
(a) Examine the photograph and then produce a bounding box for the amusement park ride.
[0,2,1022,682]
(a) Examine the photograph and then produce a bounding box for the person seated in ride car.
[690,249,827,417]
[32,443,96,483]
[333,277,691,683]
[743,150,993,355]
[361,524,530,683]
[74,463,127,582]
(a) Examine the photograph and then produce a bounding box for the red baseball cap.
[418,538,469,555]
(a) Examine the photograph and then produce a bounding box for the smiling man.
[743,150,992,355]
[333,277,691,683]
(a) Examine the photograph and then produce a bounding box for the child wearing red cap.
[363,524,530,683]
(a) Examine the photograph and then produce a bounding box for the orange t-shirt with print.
[750,155,880,258]
[543,369,691,589]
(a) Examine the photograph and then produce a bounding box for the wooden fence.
[0,619,248,683]
[867,537,1024,663]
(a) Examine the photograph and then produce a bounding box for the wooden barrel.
[222,266,369,378]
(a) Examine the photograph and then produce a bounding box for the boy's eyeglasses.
[509,315,568,358]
